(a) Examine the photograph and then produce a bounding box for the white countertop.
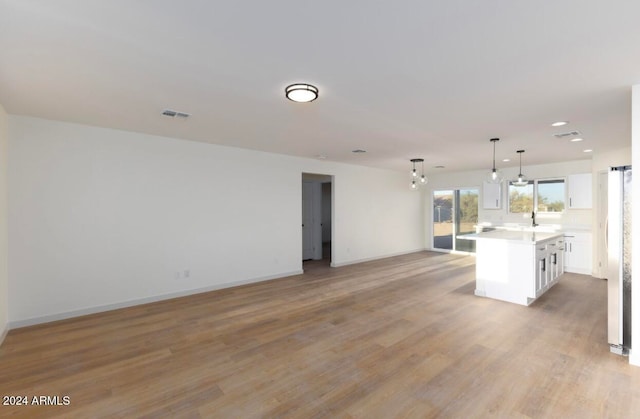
[475,223,591,233]
[459,230,564,244]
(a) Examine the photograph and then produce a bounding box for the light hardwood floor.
[1,251,639,418]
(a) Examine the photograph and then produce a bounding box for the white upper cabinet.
[482,181,502,209]
[567,173,592,209]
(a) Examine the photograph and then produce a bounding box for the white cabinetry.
[567,173,592,209]
[482,181,501,209]
[535,237,565,297]
[564,232,592,275]
[473,231,565,306]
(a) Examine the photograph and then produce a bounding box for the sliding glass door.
[433,188,478,253]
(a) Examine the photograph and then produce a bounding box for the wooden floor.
[1,251,639,418]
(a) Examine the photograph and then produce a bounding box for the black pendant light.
[486,138,503,184]
[513,150,528,187]
[410,158,427,190]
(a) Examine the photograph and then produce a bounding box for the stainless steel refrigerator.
[607,165,632,355]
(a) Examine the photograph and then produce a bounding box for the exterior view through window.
[509,178,565,213]
[433,188,478,252]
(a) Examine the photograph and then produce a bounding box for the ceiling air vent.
[162,109,191,119]
[552,130,580,138]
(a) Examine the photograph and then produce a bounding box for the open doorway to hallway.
[302,173,332,268]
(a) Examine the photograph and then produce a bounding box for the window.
[508,181,534,213]
[536,179,565,212]
[508,178,565,213]
[433,188,478,253]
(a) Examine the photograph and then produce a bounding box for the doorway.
[432,188,478,252]
[302,173,332,265]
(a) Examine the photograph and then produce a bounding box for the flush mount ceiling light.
[551,121,569,127]
[570,138,584,142]
[512,150,529,187]
[285,83,318,103]
[486,138,503,184]
[410,158,427,190]
[584,149,593,153]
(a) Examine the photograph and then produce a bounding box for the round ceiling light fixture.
[285,83,318,103]
[551,121,569,127]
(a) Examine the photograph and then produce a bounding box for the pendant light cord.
[517,150,525,176]
[492,140,496,170]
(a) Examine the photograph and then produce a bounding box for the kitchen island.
[462,230,565,306]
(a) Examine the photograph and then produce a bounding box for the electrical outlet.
[184,269,190,278]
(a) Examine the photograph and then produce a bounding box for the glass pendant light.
[410,158,426,190]
[419,159,428,185]
[486,138,503,184]
[513,150,528,187]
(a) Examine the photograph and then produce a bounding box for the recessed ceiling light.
[583,149,593,153]
[285,83,318,103]
[502,158,511,162]
[352,149,366,153]
[570,138,583,142]
[551,121,568,127]
[434,165,445,169]
[316,154,327,159]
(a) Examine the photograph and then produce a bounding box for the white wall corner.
[330,248,425,268]
[0,323,8,347]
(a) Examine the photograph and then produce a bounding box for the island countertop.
[459,230,564,244]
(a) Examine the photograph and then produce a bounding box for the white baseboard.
[9,269,303,329]
[564,267,592,275]
[330,248,426,268]
[0,323,8,346]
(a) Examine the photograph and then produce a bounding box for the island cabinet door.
[535,245,549,297]
[556,238,565,277]
[547,242,561,282]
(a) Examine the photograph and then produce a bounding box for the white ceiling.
[1,1,639,174]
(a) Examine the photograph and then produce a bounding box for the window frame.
[508,177,566,214]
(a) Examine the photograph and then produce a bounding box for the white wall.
[631,85,640,367]
[0,105,8,344]
[7,116,424,326]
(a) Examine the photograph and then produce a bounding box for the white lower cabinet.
[535,238,564,297]
[551,238,565,279]
[474,232,565,306]
[564,232,592,275]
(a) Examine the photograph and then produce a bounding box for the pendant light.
[486,138,503,184]
[410,158,427,190]
[513,150,528,187]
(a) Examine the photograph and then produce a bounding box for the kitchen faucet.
[531,211,538,227]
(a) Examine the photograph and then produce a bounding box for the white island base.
[464,230,565,306]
